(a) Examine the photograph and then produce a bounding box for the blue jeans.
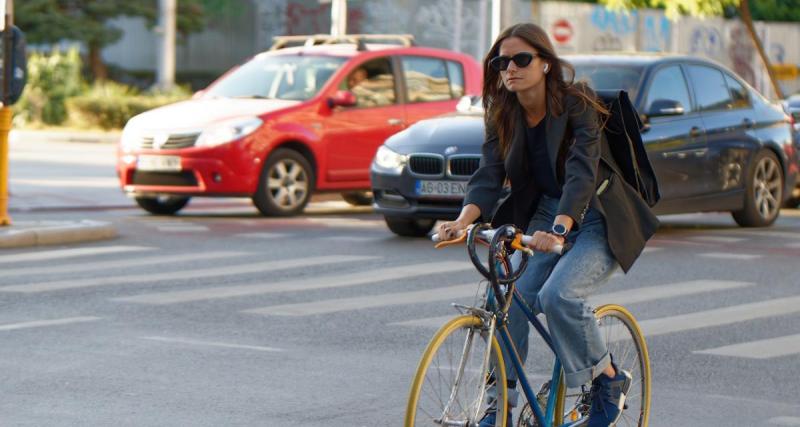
[491,195,619,407]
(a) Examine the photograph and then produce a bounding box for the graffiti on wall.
[728,24,756,87]
[642,14,671,52]
[689,26,724,57]
[285,2,364,35]
[590,6,632,51]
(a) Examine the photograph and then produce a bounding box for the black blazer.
[463,87,659,272]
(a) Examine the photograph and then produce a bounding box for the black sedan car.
[371,54,799,236]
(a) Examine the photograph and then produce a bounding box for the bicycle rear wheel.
[405,314,508,427]
[556,304,651,426]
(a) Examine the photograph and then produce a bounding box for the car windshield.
[205,54,346,101]
[572,64,643,101]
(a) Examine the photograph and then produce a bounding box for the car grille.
[139,133,200,150]
[131,171,198,186]
[409,155,444,176]
[448,156,481,177]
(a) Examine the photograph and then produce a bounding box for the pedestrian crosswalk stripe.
[694,333,800,359]
[155,225,209,232]
[642,247,662,253]
[113,261,472,305]
[306,217,385,228]
[0,316,101,331]
[769,416,800,426]
[688,235,746,243]
[1,251,244,279]
[244,283,477,316]
[322,236,382,242]
[141,336,284,353]
[0,246,150,264]
[0,255,376,293]
[235,232,288,239]
[637,295,800,337]
[391,280,757,328]
[699,252,763,260]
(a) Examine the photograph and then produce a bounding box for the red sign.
[552,19,573,44]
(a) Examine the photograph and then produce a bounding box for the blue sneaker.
[478,408,512,427]
[587,366,632,427]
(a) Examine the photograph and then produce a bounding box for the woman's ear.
[543,63,550,74]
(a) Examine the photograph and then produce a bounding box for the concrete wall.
[99,0,800,98]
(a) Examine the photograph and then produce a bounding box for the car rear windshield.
[205,54,346,101]
[572,64,643,100]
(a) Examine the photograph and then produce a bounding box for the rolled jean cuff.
[564,352,611,388]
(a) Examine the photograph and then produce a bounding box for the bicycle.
[404,223,651,427]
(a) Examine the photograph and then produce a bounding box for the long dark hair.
[482,23,608,159]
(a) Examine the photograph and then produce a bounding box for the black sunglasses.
[489,52,537,72]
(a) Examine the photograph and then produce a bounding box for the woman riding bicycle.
[437,23,658,427]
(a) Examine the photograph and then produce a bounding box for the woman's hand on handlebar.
[528,231,566,253]
[436,220,469,241]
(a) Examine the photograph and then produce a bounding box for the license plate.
[137,155,181,172]
[416,180,467,197]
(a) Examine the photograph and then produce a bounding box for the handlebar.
[432,227,566,256]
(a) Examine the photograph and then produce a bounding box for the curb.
[12,129,120,145]
[0,220,118,249]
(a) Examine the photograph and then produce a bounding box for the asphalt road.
[1,136,799,426]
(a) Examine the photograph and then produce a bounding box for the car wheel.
[252,148,314,216]
[384,216,435,237]
[134,195,190,215]
[341,191,373,206]
[732,150,783,227]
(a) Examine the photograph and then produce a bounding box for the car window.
[724,73,750,109]
[572,65,643,101]
[644,65,693,114]
[402,56,453,102]
[447,61,465,98]
[205,54,345,101]
[687,65,733,112]
[341,57,397,108]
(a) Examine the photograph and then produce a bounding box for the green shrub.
[15,46,85,126]
[67,82,191,129]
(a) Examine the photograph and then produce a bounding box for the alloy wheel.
[753,156,782,220]
[267,158,309,211]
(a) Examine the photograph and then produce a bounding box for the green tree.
[602,0,784,98]
[16,0,208,81]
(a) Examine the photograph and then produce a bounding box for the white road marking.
[140,336,283,352]
[0,246,149,264]
[786,242,800,249]
[0,255,376,293]
[688,235,746,243]
[245,283,477,316]
[1,251,243,278]
[769,417,800,426]
[306,217,385,228]
[694,333,800,359]
[0,316,101,331]
[638,296,800,337]
[392,280,756,329]
[728,230,800,240]
[642,247,662,253]
[699,252,763,260]
[235,232,288,239]
[114,261,472,305]
[155,225,209,232]
[322,236,382,242]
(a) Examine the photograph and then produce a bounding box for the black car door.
[686,64,758,199]
[640,64,708,200]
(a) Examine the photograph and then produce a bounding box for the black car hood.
[385,114,484,154]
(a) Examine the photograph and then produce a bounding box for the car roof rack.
[270,34,415,51]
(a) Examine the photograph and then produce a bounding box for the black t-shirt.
[526,121,562,198]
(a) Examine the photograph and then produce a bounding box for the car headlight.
[196,117,263,147]
[374,145,408,174]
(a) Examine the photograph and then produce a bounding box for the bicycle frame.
[488,288,582,427]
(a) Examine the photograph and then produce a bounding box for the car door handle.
[742,118,754,129]
[388,118,403,126]
[689,126,702,137]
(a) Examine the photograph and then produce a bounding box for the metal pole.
[157,0,176,90]
[490,0,501,43]
[453,0,463,52]
[330,0,347,37]
[0,0,14,226]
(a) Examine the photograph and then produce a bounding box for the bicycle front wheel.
[557,304,651,427]
[405,314,508,427]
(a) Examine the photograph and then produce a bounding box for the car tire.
[134,195,190,215]
[252,148,314,216]
[384,216,436,237]
[732,150,783,227]
[341,191,373,206]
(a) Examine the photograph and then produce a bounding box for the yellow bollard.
[0,106,12,226]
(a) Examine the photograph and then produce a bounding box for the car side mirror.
[328,90,357,108]
[647,99,685,117]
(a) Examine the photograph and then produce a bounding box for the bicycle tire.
[555,304,651,426]
[405,314,509,427]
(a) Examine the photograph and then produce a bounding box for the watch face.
[552,224,567,236]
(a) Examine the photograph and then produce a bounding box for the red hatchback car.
[117,35,482,215]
